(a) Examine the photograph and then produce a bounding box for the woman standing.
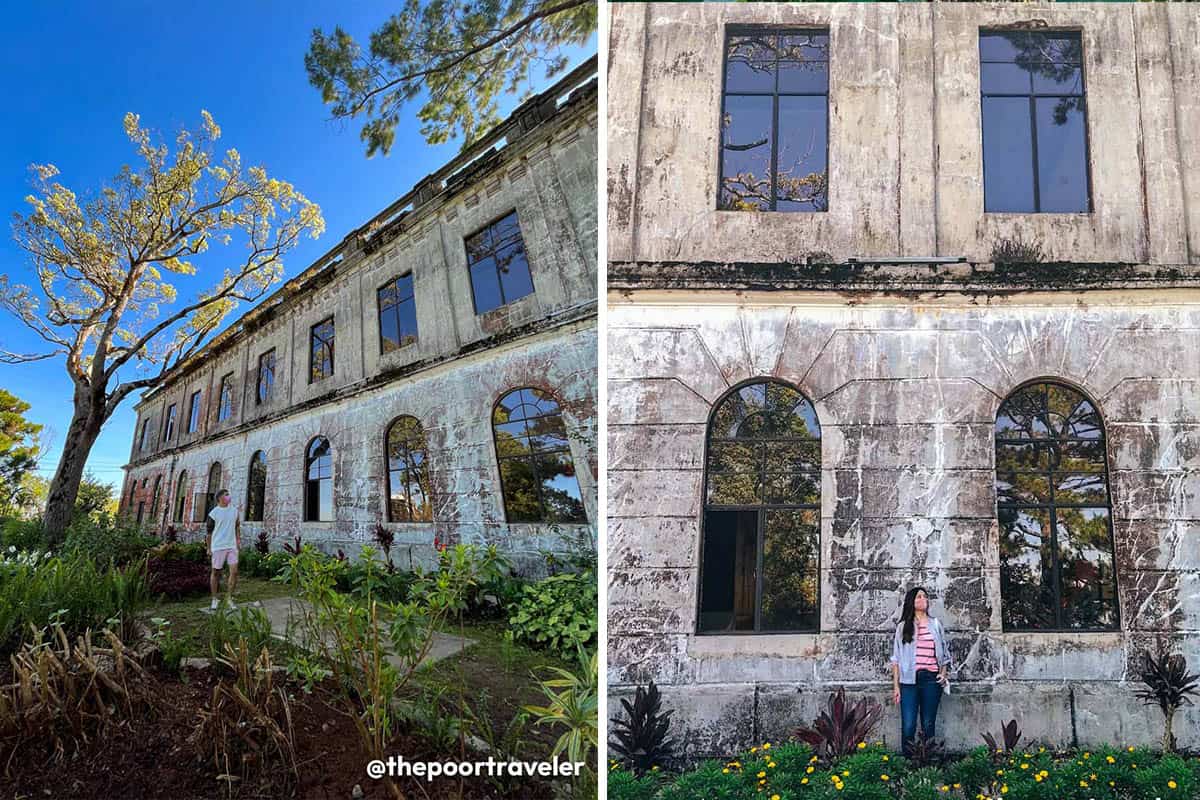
[889,587,951,756]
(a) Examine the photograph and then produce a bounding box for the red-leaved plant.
[792,686,883,758]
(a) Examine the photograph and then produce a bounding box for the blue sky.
[0,0,595,497]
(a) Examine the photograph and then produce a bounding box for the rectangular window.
[465,211,535,315]
[163,404,177,442]
[138,419,149,451]
[187,390,202,434]
[980,30,1090,213]
[217,373,234,422]
[719,29,829,212]
[257,349,275,405]
[378,273,418,354]
[310,318,335,382]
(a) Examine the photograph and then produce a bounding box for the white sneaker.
[210,597,219,611]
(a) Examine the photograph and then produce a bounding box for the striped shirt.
[915,619,939,671]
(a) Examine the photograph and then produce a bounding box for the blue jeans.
[900,669,942,756]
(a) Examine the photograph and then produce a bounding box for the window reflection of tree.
[386,416,433,522]
[994,32,1084,126]
[700,380,821,633]
[995,381,1118,631]
[719,31,829,212]
[492,388,586,524]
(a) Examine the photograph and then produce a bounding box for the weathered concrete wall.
[607,295,1200,756]
[127,322,596,575]
[121,66,598,569]
[607,3,1200,265]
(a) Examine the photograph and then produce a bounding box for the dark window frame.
[994,379,1120,633]
[150,474,162,518]
[303,435,333,522]
[257,349,276,405]
[205,462,222,517]
[491,387,588,525]
[163,403,177,442]
[187,390,202,435]
[173,470,188,523]
[309,317,335,384]
[138,418,149,451]
[246,450,267,522]
[384,415,433,523]
[377,273,419,354]
[979,28,1094,214]
[217,373,234,422]
[696,378,823,636]
[717,25,831,213]
[465,210,536,315]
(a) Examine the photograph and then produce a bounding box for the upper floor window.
[187,390,202,434]
[699,380,822,633]
[719,29,829,212]
[304,436,333,522]
[163,403,177,442]
[466,211,535,315]
[492,388,586,523]
[995,381,1118,631]
[385,416,433,522]
[218,374,234,422]
[378,274,419,353]
[246,450,267,522]
[980,30,1090,213]
[310,318,335,383]
[257,349,276,405]
[138,418,149,451]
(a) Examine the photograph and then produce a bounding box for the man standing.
[205,488,241,611]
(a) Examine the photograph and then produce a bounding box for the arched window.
[386,416,433,522]
[173,470,189,523]
[995,381,1119,631]
[205,462,222,516]
[304,437,333,522]
[246,451,267,522]
[492,388,586,523]
[150,474,163,518]
[699,380,821,633]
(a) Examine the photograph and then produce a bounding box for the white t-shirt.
[207,504,239,552]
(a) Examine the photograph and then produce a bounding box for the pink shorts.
[211,548,238,569]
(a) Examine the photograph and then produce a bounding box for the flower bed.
[609,741,1200,800]
[145,556,210,599]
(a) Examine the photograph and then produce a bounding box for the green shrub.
[608,767,661,800]
[659,760,745,800]
[199,605,276,661]
[0,549,149,654]
[64,514,158,567]
[1,517,45,552]
[239,547,262,578]
[508,570,597,658]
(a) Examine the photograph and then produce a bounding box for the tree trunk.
[1164,706,1176,753]
[42,390,105,548]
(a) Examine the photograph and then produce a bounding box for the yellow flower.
[806,766,814,774]
[842,770,850,777]
[763,743,771,750]
[722,768,730,774]
[1084,752,1090,759]
[1080,781,1088,788]
[652,766,659,772]
[858,742,867,749]
[757,771,766,778]
[954,784,961,789]
[996,769,1004,775]
[1035,775,1043,783]
[1107,755,1116,763]
[771,796,780,800]
[768,762,776,769]
[882,755,889,761]
[811,755,819,763]
[1129,746,1136,752]
[1001,787,1008,795]
[1020,763,1029,770]
[939,786,948,793]
[1090,773,1097,780]
[1039,746,1046,752]
[1133,763,1138,769]
[1169,780,1178,789]
[801,777,809,785]
[1109,781,1115,787]
[881,774,889,781]
[750,747,758,753]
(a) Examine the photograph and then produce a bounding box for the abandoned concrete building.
[607,4,1200,756]
[119,58,598,574]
